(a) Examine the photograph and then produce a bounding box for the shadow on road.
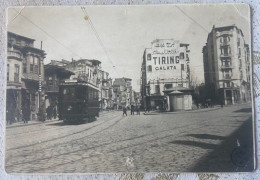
[185,134,226,140]
[170,140,218,149]
[233,108,252,113]
[188,116,254,172]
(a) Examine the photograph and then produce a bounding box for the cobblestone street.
[5,103,254,173]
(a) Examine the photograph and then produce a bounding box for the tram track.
[6,111,118,139]
[6,118,211,169]
[6,111,121,151]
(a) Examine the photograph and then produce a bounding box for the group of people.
[123,105,140,116]
[46,105,57,120]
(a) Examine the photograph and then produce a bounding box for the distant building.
[44,60,74,114]
[141,39,192,111]
[203,25,251,105]
[6,32,46,124]
[113,77,134,109]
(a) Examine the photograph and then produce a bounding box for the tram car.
[58,80,100,123]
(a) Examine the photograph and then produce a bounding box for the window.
[34,65,38,74]
[30,64,33,73]
[23,63,27,73]
[181,64,185,71]
[155,85,160,94]
[165,84,173,89]
[147,65,152,72]
[14,64,19,82]
[223,69,232,79]
[7,64,9,81]
[180,53,184,59]
[222,59,231,66]
[89,89,93,100]
[48,76,53,86]
[237,38,240,46]
[147,53,151,61]
[178,83,183,87]
[223,36,230,44]
[221,46,229,55]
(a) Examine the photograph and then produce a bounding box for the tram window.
[62,87,75,96]
[77,86,86,99]
[94,91,98,100]
[89,89,93,100]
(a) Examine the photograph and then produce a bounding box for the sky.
[7,4,251,91]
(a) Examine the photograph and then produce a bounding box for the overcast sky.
[8,4,250,91]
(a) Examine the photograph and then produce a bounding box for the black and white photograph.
[5,4,255,173]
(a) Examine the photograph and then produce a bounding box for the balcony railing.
[220,53,231,57]
[8,51,22,60]
[221,41,229,46]
[224,75,232,80]
[221,64,233,69]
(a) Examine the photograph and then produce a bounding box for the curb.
[144,107,222,115]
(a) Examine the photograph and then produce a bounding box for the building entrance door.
[22,90,31,121]
[225,90,232,105]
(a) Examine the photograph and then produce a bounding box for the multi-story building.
[141,39,192,111]
[6,32,46,124]
[66,59,102,86]
[44,60,74,114]
[64,59,112,110]
[203,25,251,105]
[113,77,133,109]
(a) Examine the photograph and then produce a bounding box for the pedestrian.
[53,107,57,119]
[123,106,127,116]
[136,106,140,115]
[131,105,135,115]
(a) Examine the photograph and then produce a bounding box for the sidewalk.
[6,119,52,129]
[143,106,222,115]
[6,110,116,129]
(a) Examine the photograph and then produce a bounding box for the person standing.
[131,105,135,115]
[53,106,57,119]
[136,106,140,115]
[123,106,127,116]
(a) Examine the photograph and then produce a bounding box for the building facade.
[6,32,46,124]
[64,59,113,110]
[203,25,251,105]
[44,60,74,117]
[113,77,134,109]
[141,39,192,111]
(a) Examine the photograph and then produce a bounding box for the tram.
[58,80,100,123]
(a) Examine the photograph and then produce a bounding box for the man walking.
[123,106,127,116]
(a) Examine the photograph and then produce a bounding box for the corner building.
[6,32,46,123]
[203,25,251,105]
[141,39,192,111]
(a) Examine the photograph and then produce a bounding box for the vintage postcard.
[5,4,255,173]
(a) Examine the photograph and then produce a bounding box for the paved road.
[5,103,254,173]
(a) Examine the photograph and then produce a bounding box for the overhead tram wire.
[175,6,209,34]
[11,8,81,59]
[80,7,120,76]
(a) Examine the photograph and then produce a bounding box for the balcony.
[8,51,22,60]
[221,64,233,69]
[220,41,230,46]
[220,53,231,58]
[223,75,232,80]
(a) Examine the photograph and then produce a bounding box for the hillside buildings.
[203,25,251,105]
[141,39,193,111]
